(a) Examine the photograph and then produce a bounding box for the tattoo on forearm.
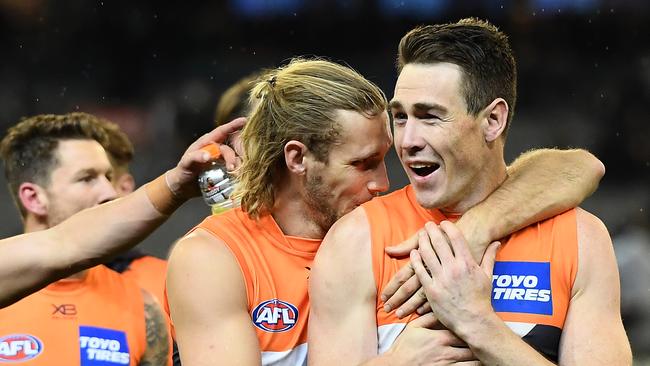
[139,300,170,366]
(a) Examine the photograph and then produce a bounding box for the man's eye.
[423,114,440,120]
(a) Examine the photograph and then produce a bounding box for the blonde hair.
[214,70,267,127]
[234,58,387,219]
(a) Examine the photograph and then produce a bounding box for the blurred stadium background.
[0,0,648,362]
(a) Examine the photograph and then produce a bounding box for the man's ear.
[113,173,136,196]
[18,182,49,217]
[482,98,509,142]
[284,140,308,175]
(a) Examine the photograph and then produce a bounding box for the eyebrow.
[352,151,381,162]
[388,100,403,110]
[389,100,448,115]
[73,167,112,178]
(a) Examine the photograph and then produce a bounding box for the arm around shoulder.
[457,148,605,261]
[505,148,604,210]
[167,229,260,366]
[308,207,379,366]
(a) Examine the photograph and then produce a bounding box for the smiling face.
[302,109,392,231]
[391,63,493,213]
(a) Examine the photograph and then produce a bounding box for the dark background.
[0,0,648,360]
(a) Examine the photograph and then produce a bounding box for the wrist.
[456,211,493,260]
[455,309,503,349]
[144,172,186,216]
[362,353,398,366]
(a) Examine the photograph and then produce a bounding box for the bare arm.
[0,118,245,308]
[140,290,172,366]
[309,209,477,366]
[556,209,632,365]
[308,208,379,366]
[167,229,261,366]
[458,148,605,260]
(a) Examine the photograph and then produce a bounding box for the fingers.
[218,144,239,171]
[393,285,428,319]
[186,117,246,153]
[410,249,434,300]
[447,347,477,362]
[416,301,431,315]
[381,262,414,302]
[416,229,442,276]
[424,222,454,264]
[178,149,212,171]
[439,220,474,263]
[480,241,500,277]
[406,312,438,328]
[385,231,420,258]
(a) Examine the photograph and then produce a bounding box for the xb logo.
[52,304,77,316]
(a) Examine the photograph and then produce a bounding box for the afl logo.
[0,334,43,362]
[251,299,298,333]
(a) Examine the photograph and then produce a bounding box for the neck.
[23,215,49,233]
[441,159,508,216]
[271,186,327,239]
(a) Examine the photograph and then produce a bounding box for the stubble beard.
[304,173,339,234]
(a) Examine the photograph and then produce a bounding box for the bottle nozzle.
[201,143,222,160]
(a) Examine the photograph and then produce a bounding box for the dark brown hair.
[0,112,109,216]
[100,120,134,175]
[398,18,517,137]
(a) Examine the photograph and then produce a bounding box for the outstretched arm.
[0,118,245,308]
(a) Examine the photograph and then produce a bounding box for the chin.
[413,189,445,210]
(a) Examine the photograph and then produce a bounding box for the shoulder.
[169,228,230,263]
[574,207,614,263]
[167,228,248,310]
[575,207,610,241]
[312,207,375,296]
[572,208,616,294]
[320,206,371,258]
[168,228,242,282]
